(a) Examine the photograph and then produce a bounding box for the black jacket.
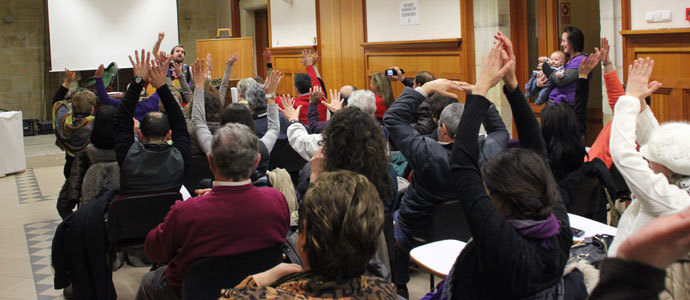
[52,183,119,300]
[447,87,572,299]
[383,88,508,236]
[590,258,666,300]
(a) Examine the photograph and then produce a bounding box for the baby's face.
[550,53,565,67]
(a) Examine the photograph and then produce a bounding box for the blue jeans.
[393,210,426,287]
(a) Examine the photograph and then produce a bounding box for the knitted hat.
[639,122,690,176]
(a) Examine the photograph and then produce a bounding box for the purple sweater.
[95,78,160,121]
[548,54,587,105]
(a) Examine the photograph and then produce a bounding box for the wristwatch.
[134,76,144,84]
[265,93,276,99]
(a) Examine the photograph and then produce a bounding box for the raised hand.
[192,59,206,90]
[474,42,513,97]
[205,53,213,78]
[625,57,661,108]
[262,49,272,63]
[94,64,105,78]
[388,66,405,81]
[494,30,518,91]
[578,53,600,79]
[129,49,151,80]
[63,68,76,88]
[618,208,690,270]
[596,37,611,66]
[309,146,325,182]
[309,86,324,103]
[300,49,317,67]
[157,51,171,64]
[421,79,467,99]
[278,96,301,122]
[264,70,283,102]
[157,32,165,42]
[227,53,239,65]
[172,62,183,77]
[148,54,172,88]
[322,89,343,113]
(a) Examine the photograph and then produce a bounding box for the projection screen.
[47,0,180,72]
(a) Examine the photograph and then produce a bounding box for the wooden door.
[255,9,269,79]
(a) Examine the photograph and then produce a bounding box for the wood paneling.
[363,39,469,101]
[196,38,255,80]
[317,0,366,92]
[231,0,241,38]
[255,9,269,79]
[267,46,316,96]
[621,29,690,123]
[510,0,529,91]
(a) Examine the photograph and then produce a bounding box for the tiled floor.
[0,135,433,300]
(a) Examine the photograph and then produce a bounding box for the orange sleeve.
[604,70,624,111]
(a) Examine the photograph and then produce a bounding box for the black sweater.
[448,87,572,299]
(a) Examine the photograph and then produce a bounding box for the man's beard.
[173,56,184,63]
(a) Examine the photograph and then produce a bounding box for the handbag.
[568,234,614,269]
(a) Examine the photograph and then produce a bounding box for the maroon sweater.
[144,183,290,294]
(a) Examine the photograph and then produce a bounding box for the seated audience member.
[525,50,565,105]
[425,94,458,140]
[94,64,160,122]
[607,57,690,298]
[387,66,435,89]
[193,61,282,180]
[113,50,190,194]
[285,89,383,161]
[541,103,587,181]
[187,55,236,155]
[440,34,573,299]
[388,67,437,135]
[590,208,690,300]
[237,78,258,104]
[306,86,344,133]
[52,69,98,179]
[586,37,644,169]
[541,26,588,106]
[279,50,327,125]
[371,72,395,121]
[219,171,396,299]
[383,68,508,293]
[339,85,357,104]
[136,123,290,300]
[57,106,119,218]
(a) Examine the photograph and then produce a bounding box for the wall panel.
[621,29,690,123]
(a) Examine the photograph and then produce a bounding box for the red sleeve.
[306,65,328,121]
[306,65,320,88]
[604,70,624,112]
[375,94,387,119]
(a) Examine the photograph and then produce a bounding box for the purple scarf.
[507,213,561,248]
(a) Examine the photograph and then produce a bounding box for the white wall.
[600,0,624,117]
[631,0,690,30]
[47,0,179,71]
[366,0,461,42]
[269,0,317,47]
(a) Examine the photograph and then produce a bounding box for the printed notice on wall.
[400,0,419,25]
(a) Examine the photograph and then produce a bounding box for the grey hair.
[211,123,260,181]
[438,102,465,138]
[245,84,267,111]
[237,78,258,98]
[346,90,376,118]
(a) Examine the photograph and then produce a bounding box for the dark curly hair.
[321,107,393,207]
[203,85,222,122]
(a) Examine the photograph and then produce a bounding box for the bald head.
[339,85,357,105]
[140,112,170,142]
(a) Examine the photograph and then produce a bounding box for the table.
[410,214,616,281]
[0,111,26,177]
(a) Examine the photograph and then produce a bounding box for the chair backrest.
[568,176,608,223]
[106,191,181,252]
[426,200,472,243]
[182,244,284,300]
[182,155,213,193]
